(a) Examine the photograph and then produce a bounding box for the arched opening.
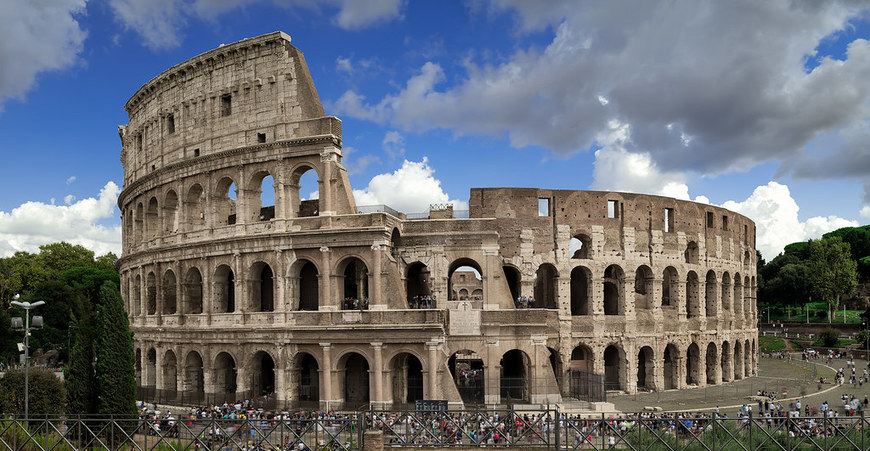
[390,353,424,404]
[603,265,623,315]
[250,262,274,312]
[390,228,401,259]
[634,265,653,310]
[705,270,717,317]
[743,251,751,269]
[292,167,320,218]
[133,274,142,315]
[184,184,205,230]
[184,352,205,402]
[568,345,600,400]
[406,262,431,308]
[214,352,237,399]
[214,265,235,313]
[744,339,751,378]
[744,276,752,318]
[252,172,276,221]
[721,341,732,382]
[298,261,319,311]
[500,350,529,403]
[686,271,699,318]
[146,348,157,388]
[663,344,679,390]
[251,351,276,396]
[636,346,655,391]
[548,347,563,390]
[686,343,700,386]
[661,267,678,307]
[570,266,591,315]
[449,350,484,405]
[162,270,177,314]
[184,267,203,314]
[685,241,699,264]
[533,263,558,309]
[162,350,178,396]
[296,353,320,405]
[342,353,370,407]
[215,177,237,226]
[603,345,623,391]
[448,259,482,302]
[146,272,157,315]
[163,190,179,233]
[146,197,159,239]
[721,272,731,311]
[733,273,743,315]
[705,343,718,385]
[734,341,744,380]
[135,203,144,243]
[503,266,521,302]
[340,258,369,308]
[570,234,592,259]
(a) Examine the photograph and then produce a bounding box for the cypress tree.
[96,281,137,417]
[66,316,98,414]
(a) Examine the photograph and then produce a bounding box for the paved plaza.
[607,354,868,416]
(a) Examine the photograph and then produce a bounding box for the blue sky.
[0,0,869,260]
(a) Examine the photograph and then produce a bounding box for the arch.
[720,341,732,382]
[390,228,401,259]
[685,241,699,264]
[705,343,718,385]
[214,264,235,313]
[214,177,237,226]
[459,288,469,298]
[500,349,530,402]
[661,266,678,307]
[448,258,483,302]
[570,266,592,315]
[705,270,717,317]
[568,344,598,400]
[634,265,654,310]
[184,184,206,230]
[133,274,142,315]
[744,339,751,378]
[184,267,203,314]
[213,352,237,395]
[744,276,753,318]
[135,202,144,243]
[636,346,655,391]
[603,345,625,391]
[250,351,276,396]
[338,257,369,306]
[686,343,701,386]
[162,269,177,315]
[183,351,205,400]
[390,353,424,404]
[449,350,485,405]
[743,251,751,268]
[734,341,744,380]
[533,263,558,309]
[162,350,178,394]
[249,170,276,222]
[340,352,370,407]
[296,260,319,311]
[145,348,157,387]
[548,347,563,391]
[146,271,157,315]
[733,273,743,315]
[570,234,592,259]
[603,265,624,315]
[502,265,521,302]
[295,352,320,404]
[686,271,700,318]
[570,344,593,372]
[289,165,320,218]
[146,197,159,239]
[721,272,731,311]
[163,190,179,233]
[250,262,274,312]
[663,344,679,390]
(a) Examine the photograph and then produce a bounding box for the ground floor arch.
[390,353,424,405]
[250,351,276,396]
[637,346,655,391]
[603,345,624,391]
[296,353,320,405]
[449,350,484,405]
[340,352,370,408]
[500,349,530,403]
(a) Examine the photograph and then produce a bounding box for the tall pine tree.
[96,281,137,417]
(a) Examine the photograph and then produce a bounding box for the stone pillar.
[320,247,333,310]
[371,242,383,309]
[372,343,384,407]
[427,342,439,400]
[698,349,707,387]
[485,340,500,405]
[320,152,333,215]
[275,170,286,219]
[320,343,335,409]
[275,250,285,313]
[155,346,164,393]
[675,355,686,389]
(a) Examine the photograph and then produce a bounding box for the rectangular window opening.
[220,94,232,117]
[607,200,618,219]
[722,215,729,231]
[137,133,143,151]
[538,198,550,217]
[167,114,175,134]
[706,211,714,228]
[257,132,266,143]
[665,207,674,232]
[744,224,748,244]
[193,148,200,157]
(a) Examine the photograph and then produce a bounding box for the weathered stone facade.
[118,32,758,409]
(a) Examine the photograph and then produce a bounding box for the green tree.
[95,281,137,417]
[0,368,66,415]
[94,252,119,272]
[807,237,858,322]
[66,317,98,415]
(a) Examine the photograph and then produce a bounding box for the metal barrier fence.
[2,411,869,450]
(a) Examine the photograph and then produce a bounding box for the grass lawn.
[759,336,787,351]
[760,301,864,324]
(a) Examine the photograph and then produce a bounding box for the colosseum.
[117,32,758,410]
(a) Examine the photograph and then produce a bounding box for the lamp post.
[10,297,45,419]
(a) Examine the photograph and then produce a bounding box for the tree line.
[0,242,136,417]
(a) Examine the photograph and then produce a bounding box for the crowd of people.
[408,295,436,309]
[340,297,369,311]
[514,296,536,308]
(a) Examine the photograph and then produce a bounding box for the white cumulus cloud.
[0,182,122,257]
[353,158,467,214]
[861,206,870,218]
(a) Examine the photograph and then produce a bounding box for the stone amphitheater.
[118,32,758,410]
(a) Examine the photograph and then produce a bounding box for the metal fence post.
[554,410,560,450]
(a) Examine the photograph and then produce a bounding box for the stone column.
[370,242,383,309]
[320,343,334,409]
[485,341,501,405]
[320,151,333,215]
[320,247,333,310]
[427,342,439,400]
[275,250,285,313]
[698,348,707,387]
[372,343,384,407]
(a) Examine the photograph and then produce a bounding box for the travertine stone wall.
[119,32,758,410]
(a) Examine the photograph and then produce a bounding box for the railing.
[2,411,869,450]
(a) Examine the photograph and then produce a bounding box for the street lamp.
[10,296,45,419]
